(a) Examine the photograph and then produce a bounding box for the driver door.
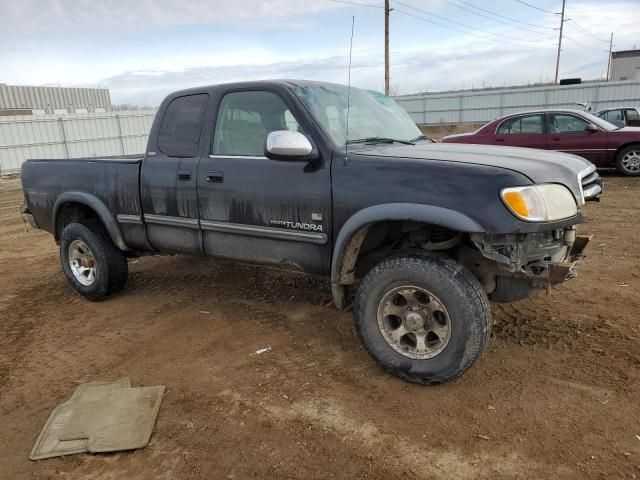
[547,113,607,164]
[196,88,332,274]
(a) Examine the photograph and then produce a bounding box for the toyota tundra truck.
[21,80,602,384]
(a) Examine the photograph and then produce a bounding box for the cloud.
[100,44,559,104]
[3,0,637,102]
[0,0,346,34]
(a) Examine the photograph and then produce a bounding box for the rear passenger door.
[140,93,209,254]
[494,114,547,149]
[196,88,332,274]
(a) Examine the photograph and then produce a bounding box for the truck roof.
[167,79,348,98]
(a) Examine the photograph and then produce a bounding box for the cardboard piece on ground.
[30,379,164,460]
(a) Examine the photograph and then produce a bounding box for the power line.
[393,0,553,44]
[326,0,384,8]
[443,0,555,34]
[566,20,610,43]
[392,6,554,50]
[562,35,590,50]
[513,0,555,15]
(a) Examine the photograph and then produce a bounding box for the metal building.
[610,50,640,82]
[394,79,640,126]
[0,84,111,116]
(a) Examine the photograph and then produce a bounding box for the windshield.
[292,84,423,146]
[580,112,619,131]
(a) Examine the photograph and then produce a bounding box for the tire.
[60,222,128,301]
[615,144,640,176]
[354,252,491,385]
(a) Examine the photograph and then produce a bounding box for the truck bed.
[22,155,143,236]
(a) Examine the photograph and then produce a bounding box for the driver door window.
[212,91,304,157]
[548,114,589,133]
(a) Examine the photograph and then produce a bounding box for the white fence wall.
[0,110,157,173]
[395,80,640,126]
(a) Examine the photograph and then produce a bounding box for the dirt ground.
[0,174,639,479]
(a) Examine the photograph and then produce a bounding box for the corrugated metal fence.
[0,110,157,173]
[395,80,640,125]
[0,84,111,113]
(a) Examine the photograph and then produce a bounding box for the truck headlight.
[501,184,578,222]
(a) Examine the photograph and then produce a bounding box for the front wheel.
[354,252,492,385]
[60,222,128,301]
[615,145,640,176]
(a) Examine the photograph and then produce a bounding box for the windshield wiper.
[346,137,415,145]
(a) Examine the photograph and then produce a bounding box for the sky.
[1,0,639,106]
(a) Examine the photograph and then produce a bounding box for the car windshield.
[292,84,423,146]
[580,112,619,131]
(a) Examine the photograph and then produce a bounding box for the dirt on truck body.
[1,174,639,479]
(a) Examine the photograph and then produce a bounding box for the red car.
[442,109,640,176]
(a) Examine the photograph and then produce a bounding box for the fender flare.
[330,203,485,308]
[52,192,129,251]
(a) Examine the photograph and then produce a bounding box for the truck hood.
[351,143,596,204]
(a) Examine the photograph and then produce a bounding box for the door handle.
[495,138,505,142]
[206,171,224,183]
[177,170,191,181]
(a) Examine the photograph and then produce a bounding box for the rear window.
[158,94,209,157]
[497,114,544,134]
[627,109,640,121]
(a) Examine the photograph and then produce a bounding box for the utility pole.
[606,32,614,81]
[384,0,390,95]
[554,0,566,84]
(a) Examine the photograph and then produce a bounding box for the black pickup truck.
[21,80,602,384]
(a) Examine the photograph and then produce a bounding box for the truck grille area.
[581,170,603,202]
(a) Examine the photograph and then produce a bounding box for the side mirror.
[265,130,316,160]
[585,123,599,133]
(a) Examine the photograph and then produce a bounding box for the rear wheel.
[354,252,491,385]
[615,145,640,176]
[60,222,128,301]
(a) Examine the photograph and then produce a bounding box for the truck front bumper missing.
[467,228,592,302]
[548,234,591,284]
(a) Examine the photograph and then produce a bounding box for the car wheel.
[615,145,640,176]
[60,222,128,301]
[354,252,492,385]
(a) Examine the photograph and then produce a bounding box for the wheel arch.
[53,192,129,251]
[615,141,640,160]
[330,203,485,309]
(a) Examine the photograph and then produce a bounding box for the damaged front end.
[461,228,591,302]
